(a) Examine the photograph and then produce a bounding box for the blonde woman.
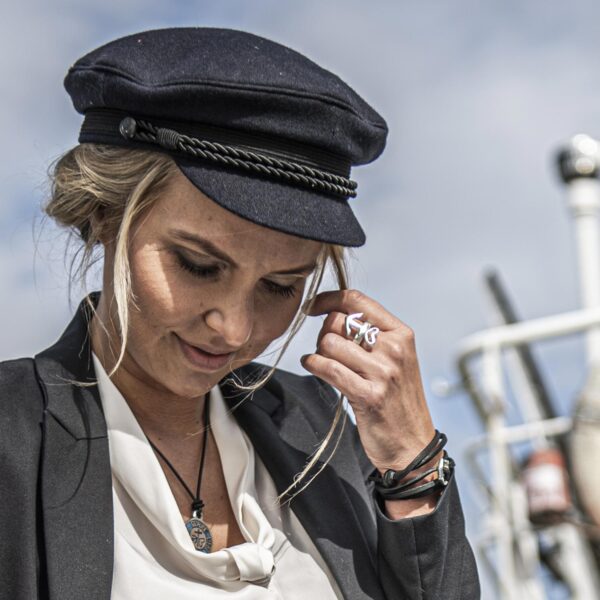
[0,28,479,599]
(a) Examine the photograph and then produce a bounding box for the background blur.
[3,2,600,597]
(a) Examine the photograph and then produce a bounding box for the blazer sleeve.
[350,416,481,600]
[0,358,45,600]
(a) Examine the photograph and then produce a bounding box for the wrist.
[384,489,442,519]
[369,430,454,506]
[377,450,443,483]
[371,430,447,489]
[380,452,445,519]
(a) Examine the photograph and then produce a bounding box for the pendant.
[186,516,213,553]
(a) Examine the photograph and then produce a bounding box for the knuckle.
[367,383,387,412]
[402,325,416,342]
[345,288,365,305]
[388,340,405,360]
[319,332,339,354]
[379,362,396,381]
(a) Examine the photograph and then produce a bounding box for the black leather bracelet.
[376,454,455,501]
[368,430,448,489]
[382,462,439,493]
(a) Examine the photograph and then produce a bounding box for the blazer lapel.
[221,375,384,600]
[34,293,113,600]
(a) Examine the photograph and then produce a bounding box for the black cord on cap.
[117,115,358,199]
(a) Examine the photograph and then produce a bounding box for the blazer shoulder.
[0,358,47,599]
[0,357,45,445]
[0,356,45,401]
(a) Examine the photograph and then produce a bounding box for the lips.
[176,335,235,371]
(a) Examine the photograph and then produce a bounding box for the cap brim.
[175,157,366,247]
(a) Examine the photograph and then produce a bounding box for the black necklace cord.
[193,397,211,517]
[146,393,211,518]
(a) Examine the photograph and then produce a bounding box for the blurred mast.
[451,133,600,599]
[557,134,600,365]
[558,135,600,540]
[484,269,558,424]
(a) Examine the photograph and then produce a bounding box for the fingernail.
[300,354,309,364]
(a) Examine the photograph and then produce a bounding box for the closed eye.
[262,279,298,298]
[175,251,298,298]
[175,252,222,278]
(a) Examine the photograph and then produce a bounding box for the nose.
[203,292,254,350]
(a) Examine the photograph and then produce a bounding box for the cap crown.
[64,27,387,165]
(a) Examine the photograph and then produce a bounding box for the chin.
[166,358,244,398]
[178,376,221,399]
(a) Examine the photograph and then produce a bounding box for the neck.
[89,294,208,441]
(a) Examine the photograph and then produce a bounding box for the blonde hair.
[45,143,350,501]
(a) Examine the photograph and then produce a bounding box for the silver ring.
[353,321,371,345]
[345,312,380,348]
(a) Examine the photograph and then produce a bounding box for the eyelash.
[174,252,298,299]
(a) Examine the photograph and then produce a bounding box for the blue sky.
[3,1,600,597]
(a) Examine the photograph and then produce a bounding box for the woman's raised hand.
[301,289,437,476]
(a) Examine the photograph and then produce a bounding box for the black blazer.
[0,295,480,600]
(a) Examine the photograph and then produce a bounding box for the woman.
[0,28,479,599]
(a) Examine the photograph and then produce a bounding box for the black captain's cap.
[64,28,388,247]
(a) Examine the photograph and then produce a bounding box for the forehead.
[148,169,323,265]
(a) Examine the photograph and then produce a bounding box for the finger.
[318,311,398,354]
[300,352,372,403]
[316,309,391,351]
[306,289,400,331]
[316,332,387,379]
[316,311,347,346]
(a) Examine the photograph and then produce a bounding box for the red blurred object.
[522,448,572,525]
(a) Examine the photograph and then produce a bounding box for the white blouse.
[92,353,342,599]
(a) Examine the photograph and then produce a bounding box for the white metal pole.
[457,306,600,361]
[557,134,600,366]
[545,524,600,599]
[556,135,600,599]
[482,343,519,600]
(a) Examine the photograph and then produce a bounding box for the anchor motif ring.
[344,312,380,348]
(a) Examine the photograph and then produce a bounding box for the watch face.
[186,517,213,553]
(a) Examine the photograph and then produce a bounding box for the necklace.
[146,394,213,553]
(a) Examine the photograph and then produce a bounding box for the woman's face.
[101,168,323,399]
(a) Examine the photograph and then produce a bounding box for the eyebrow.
[169,229,318,276]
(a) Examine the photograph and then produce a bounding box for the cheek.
[250,297,301,349]
[127,249,203,334]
